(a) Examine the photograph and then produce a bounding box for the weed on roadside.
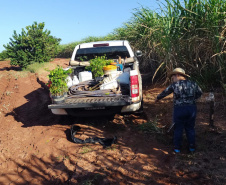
[138,116,172,145]
[56,155,70,162]
[106,144,118,151]
[24,62,57,74]
[138,116,162,134]
[2,103,10,111]
[80,145,93,154]
[5,91,13,96]
[9,71,29,79]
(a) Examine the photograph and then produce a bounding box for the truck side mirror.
[135,50,142,57]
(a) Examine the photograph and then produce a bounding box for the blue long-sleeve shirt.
[157,80,202,106]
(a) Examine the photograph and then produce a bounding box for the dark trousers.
[173,105,197,149]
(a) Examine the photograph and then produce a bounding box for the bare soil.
[0,59,225,185]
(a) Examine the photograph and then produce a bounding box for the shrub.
[0,50,8,61]
[85,56,113,78]
[47,66,72,96]
[4,22,61,68]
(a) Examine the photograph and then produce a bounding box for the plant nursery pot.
[52,94,65,104]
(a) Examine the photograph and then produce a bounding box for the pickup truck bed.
[48,40,143,116]
[48,95,131,109]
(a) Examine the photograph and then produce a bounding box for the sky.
[0,0,159,52]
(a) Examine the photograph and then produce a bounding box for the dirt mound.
[0,59,225,185]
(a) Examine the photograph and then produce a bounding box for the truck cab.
[48,40,143,116]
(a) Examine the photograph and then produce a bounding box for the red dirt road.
[0,59,225,185]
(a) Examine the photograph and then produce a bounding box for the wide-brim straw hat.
[169,68,190,78]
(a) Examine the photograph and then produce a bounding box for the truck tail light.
[130,72,139,102]
[130,75,139,98]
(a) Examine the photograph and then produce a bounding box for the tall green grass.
[56,0,225,90]
[24,62,56,73]
[114,0,226,90]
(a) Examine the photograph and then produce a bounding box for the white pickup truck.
[48,40,143,116]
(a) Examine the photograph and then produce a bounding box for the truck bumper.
[121,102,141,113]
[48,96,133,116]
[51,109,68,115]
[48,96,141,116]
[50,102,141,116]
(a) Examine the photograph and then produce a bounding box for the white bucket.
[72,75,79,85]
[103,71,122,84]
[100,80,118,90]
[66,76,73,87]
[79,71,92,82]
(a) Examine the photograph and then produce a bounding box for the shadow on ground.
[2,78,226,184]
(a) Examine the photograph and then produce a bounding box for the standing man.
[155,68,202,153]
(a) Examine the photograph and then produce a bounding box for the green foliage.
[0,50,8,61]
[138,117,163,134]
[80,146,93,154]
[56,35,115,58]
[113,0,226,90]
[4,22,61,68]
[25,63,48,73]
[47,66,72,96]
[57,42,78,58]
[85,56,113,78]
[24,62,56,74]
[56,0,226,90]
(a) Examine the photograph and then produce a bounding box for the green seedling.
[80,146,93,154]
[5,91,13,96]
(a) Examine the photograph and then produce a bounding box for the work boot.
[189,144,195,153]
[173,148,181,153]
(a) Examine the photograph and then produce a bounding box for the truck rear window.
[75,46,130,61]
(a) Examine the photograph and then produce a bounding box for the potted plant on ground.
[47,66,72,104]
